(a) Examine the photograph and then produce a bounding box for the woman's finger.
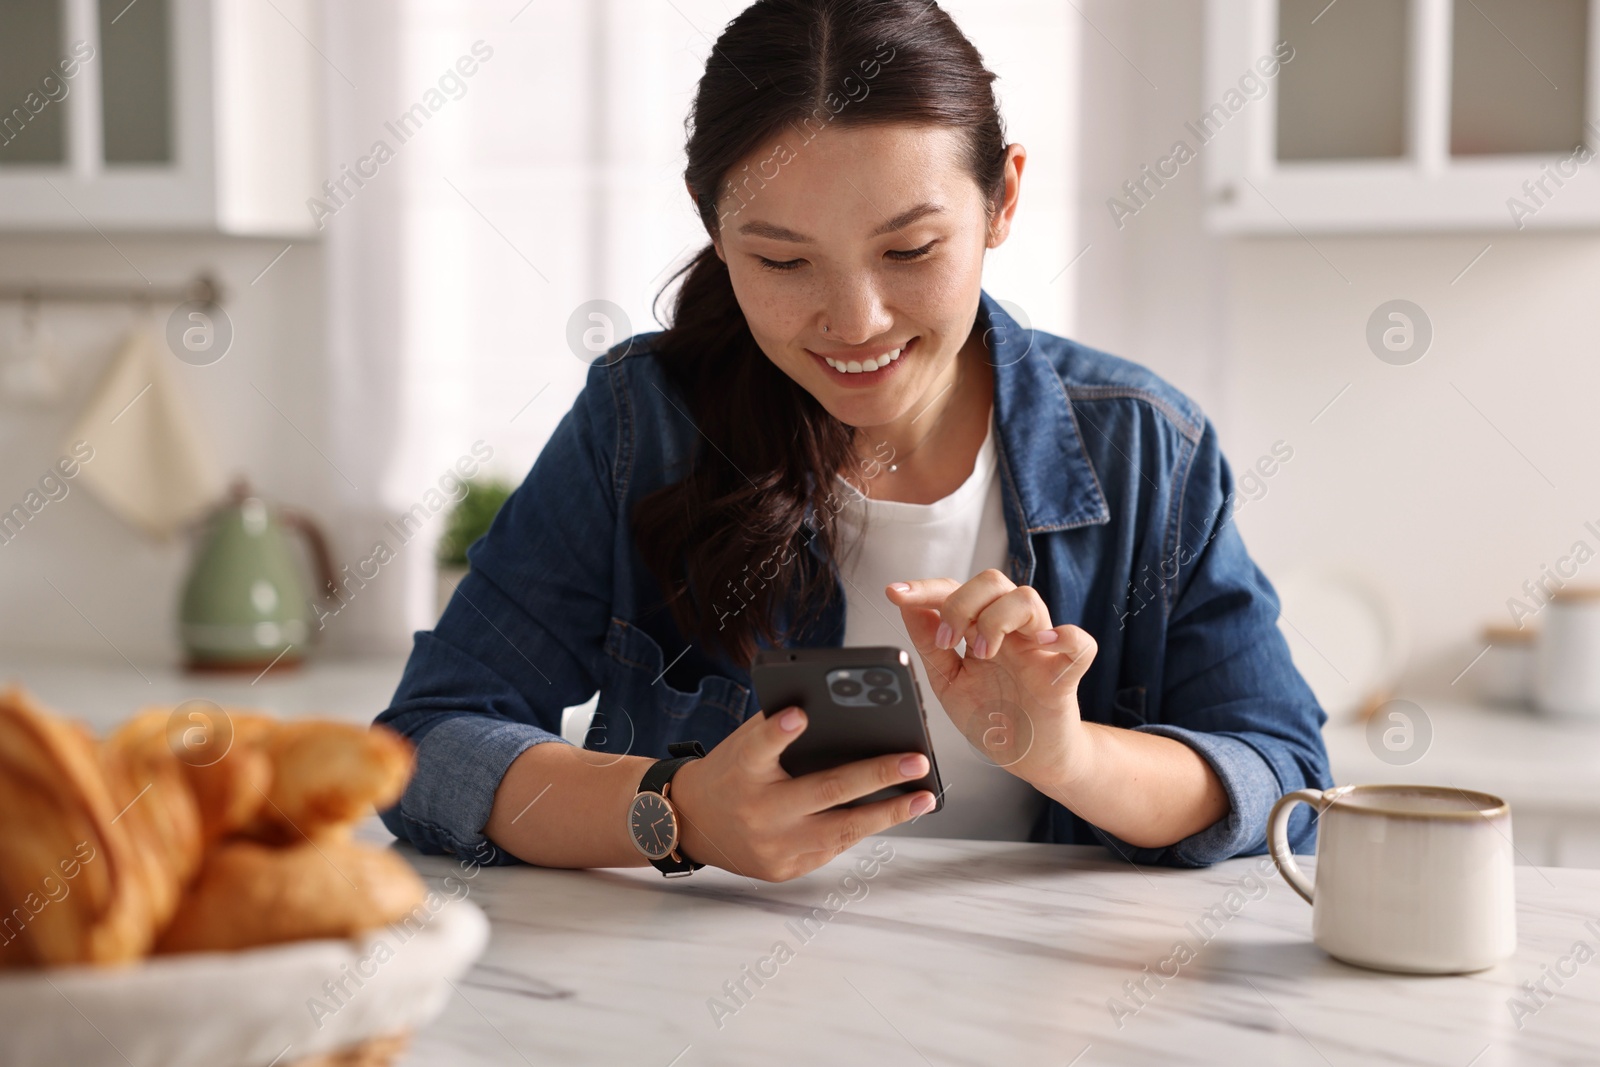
[966,585,1054,660]
[784,751,931,815]
[885,583,963,689]
[1019,624,1099,693]
[931,569,1016,651]
[881,577,962,610]
[800,789,935,856]
[738,704,810,779]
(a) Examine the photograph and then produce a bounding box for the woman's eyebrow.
[736,202,945,243]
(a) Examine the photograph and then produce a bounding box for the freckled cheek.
[732,288,820,378]
[893,257,973,337]
[729,274,812,346]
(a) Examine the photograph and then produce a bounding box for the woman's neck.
[846,326,994,505]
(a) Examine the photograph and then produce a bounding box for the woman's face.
[708,123,1023,431]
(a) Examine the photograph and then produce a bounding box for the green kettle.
[178,478,338,672]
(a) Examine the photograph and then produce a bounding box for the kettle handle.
[279,508,340,601]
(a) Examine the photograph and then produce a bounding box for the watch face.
[629,792,678,860]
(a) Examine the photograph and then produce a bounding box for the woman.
[375,0,1332,880]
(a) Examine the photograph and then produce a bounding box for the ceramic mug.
[1268,784,1517,974]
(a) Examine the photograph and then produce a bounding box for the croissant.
[97,710,205,943]
[156,838,426,953]
[0,687,161,966]
[125,706,413,845]
[243,716,414,844]
[148,703,273,845]
[0,687,422,970]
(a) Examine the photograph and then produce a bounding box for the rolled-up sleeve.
[375,359,625,864]
[1091,418,1333,867]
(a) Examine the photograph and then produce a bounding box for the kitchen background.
[2,0,1598,861]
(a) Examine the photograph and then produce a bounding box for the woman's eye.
[755,241,937,272]
[756,256,804,273]
[887,241,937,262]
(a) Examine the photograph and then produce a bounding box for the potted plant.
[435,478,513,616]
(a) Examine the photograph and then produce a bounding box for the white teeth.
[823,346,906,374]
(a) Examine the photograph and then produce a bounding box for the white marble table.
[7,654,1600,1062]
[390,837,1600,1067]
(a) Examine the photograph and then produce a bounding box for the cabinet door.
[0,0,216,230]
[1205,0,1600,232]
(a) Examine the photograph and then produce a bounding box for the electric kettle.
[178,478,338,672]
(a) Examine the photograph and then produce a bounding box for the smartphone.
[752,646,944,811]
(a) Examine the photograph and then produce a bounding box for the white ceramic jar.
[1478,624,1536,707]
[1534,588,1600,718]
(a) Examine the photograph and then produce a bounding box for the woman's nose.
[821,279,893,345]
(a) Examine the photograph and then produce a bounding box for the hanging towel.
[64,325,227,539]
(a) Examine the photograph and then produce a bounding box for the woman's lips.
[808,336,918,387]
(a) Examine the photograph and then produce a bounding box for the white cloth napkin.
[65,325,227,539]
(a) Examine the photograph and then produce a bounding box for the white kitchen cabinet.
[1204,0,1600,231]
[0,0,322,235]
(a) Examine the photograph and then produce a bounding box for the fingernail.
[1034,629,1060,644]
[890,582,911,593]
[909,792,935,816]
[779,708,803,731]
[899,754,929,777]
[972,635,988,659]
[935,621,953,649]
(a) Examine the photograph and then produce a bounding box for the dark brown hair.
[632,0,1008,668]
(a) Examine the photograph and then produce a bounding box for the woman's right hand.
[668,706,935,882]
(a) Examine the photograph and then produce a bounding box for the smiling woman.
[375,0,1333,884]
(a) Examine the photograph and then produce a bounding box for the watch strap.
[638,740,706,796]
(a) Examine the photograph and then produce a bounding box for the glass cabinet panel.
[1450,0,1588,155]
[1276,0,1409,161]
[0,0,68,165]
[99,0,174,164]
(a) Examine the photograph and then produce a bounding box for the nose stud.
[822,325,829,333]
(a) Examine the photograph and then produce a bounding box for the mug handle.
[1268,788,1325,905]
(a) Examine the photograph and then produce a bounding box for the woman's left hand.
[886,571,1099,792]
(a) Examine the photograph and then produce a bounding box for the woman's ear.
[987,143,1028,248]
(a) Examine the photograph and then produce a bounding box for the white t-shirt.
[833,414,1045,840]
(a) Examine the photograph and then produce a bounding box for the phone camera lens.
[863,668,895,687]
[830,677,863,698]
[867,687,897,705]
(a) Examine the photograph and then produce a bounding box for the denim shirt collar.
[981,288,1111,533]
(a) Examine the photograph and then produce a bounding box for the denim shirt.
[375,288,1333,868]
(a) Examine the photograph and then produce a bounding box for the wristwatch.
[627,740,706,877]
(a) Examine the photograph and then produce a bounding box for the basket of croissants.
[0,685,489,1067]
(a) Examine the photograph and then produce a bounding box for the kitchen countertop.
[0,654,413,728]
[392,837,1600,1066]
[1323,696,1600,815]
